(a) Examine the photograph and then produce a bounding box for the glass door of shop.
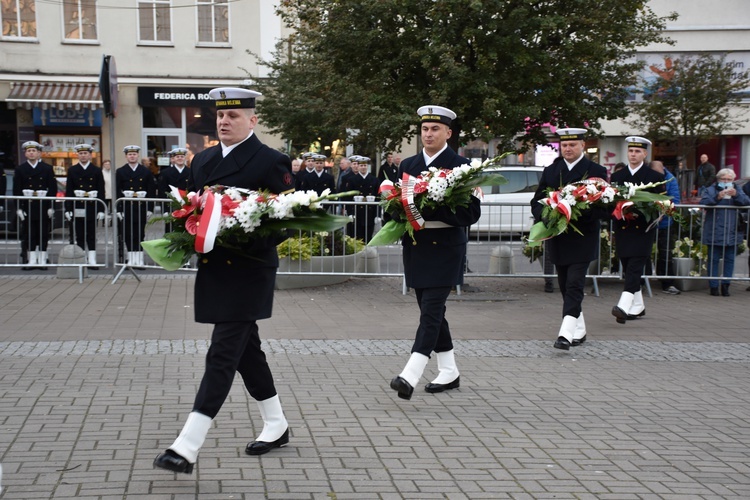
[142,129,185,174]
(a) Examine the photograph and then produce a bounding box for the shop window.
[143,107,182,128]
[186,106,217,155]
[138,0,171,45]
[196,0,229,46]
[2,0,37,39]
[62,0,97,42]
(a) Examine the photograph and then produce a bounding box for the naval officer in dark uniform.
[158,147,191,195]
[531,128,609,350]
[158,147,191,233]
[610,136,665,324]
[116,145,156,267]
[299,153,336,195]
[14,141,57,270]
[65,143,106,268]
[342,155,379,241]
[154,87,296,475]
[389,105,481,400]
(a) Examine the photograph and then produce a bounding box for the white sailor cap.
[123,145,141,153]
[625,136,652,149]
[556,128,588,141]
[208,87,261,109]
[313,153,327,161]
[22,141,43,151]
[417,105,456,125]
[358,156,371,164]
[74,143,93,152]
[169,147,188,157]
[301,152,315,159]
[348,155,362,162]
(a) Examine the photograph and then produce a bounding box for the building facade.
[0,0,283,177]
[596,0,750,180]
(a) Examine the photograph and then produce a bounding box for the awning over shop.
[6,82,103,110]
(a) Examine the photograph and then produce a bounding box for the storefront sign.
[39,135,100,154]
[138,87,213,107]
[33,108,103,127]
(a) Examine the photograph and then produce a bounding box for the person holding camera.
[700,168,750,296]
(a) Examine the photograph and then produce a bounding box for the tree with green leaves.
[627,53,750,167]
[251,0,675,156]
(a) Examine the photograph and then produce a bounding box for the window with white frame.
[138,0,171,44]
[1,0,37,39]
[196,0,229,46]
[63,0,97,41]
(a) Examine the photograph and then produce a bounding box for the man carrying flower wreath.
[154,88,296,475]
[388,105,481,401]
[531,128,609,350]
[610,136,665,324]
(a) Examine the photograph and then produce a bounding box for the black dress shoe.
[390,376,414,400]
[611,306,627,324]
[721,284,731,297]
[544,282,554,293]
[153,449,194,474]
[710,287,720,296]
[245,428,289,456]
[553,336,570,350]
[571,335,587,347]
[626,309,645,320]
[425,376,460,393]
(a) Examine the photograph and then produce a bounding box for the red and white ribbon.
[401,173,425,231]
[195,191,223,253]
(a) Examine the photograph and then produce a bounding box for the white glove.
[17,209,26,221]
[97,212,105,221]
[65,211,72,221]
[146,211,153,217]
[47,208,55,218]
[116,212,123,221]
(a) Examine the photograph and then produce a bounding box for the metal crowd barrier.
[0,195,110,281]
[462,202,750,297]
[4,196,749,294]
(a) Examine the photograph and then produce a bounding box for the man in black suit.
[610,136,665,324]
[65,144,106,268]
[378,152,399,183]
[531,128,609,350]
[154,87,295,475]
[14,141,58,270]
[115,145,156,267]
[389,105,481,401]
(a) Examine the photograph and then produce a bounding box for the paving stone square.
[1,275,749,498]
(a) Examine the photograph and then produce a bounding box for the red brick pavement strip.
[0,275,748,343]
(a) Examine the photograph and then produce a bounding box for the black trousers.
[193,321,277,419]
[411,286,453,357]
[557,261,588,318]
[620,256,649,293]
[21,217,51,251]
[70,215,97,250]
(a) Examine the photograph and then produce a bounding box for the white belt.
[423,221,453,229]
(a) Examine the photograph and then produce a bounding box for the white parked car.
[471,166,544,234]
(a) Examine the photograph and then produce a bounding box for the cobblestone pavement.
[1,275,749,499]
